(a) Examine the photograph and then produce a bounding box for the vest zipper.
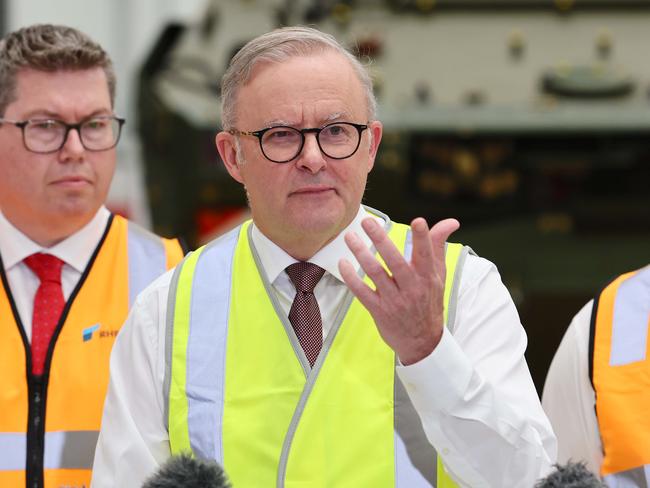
[26,375,46,488]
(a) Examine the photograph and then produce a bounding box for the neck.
[281,235,337,262]
[3,211,90,248]
[255,222,345,262]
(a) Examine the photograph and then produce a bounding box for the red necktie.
[286,262,325,367]
[24,253,65,376]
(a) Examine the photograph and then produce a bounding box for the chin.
[56,199,100,223]
[291,207,349,236]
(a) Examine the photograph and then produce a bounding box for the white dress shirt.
[92,206,556,488]
[0,207,110,341]
[542,301,603,476]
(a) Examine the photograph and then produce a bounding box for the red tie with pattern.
[24,253,65,376]
[286,262,326,367]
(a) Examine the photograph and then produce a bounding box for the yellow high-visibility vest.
[167,209,467,487]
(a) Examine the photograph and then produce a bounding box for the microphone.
[535,461,606,488]
[142,452,231,488]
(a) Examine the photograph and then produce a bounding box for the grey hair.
[0,24,116,115]
[220,26,377,130]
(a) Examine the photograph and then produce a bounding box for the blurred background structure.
[3,0,650,393]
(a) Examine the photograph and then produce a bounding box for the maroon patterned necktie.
[24,253,65,376]
[286,262,326,367]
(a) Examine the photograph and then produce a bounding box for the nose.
[59,128,85,161]
[296,133,326,174]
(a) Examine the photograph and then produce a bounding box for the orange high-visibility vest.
[591,265,650,486]
[0,214,183,488]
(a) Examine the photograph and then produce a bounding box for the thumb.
[429,218,460,251]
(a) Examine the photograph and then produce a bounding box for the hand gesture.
[338,217,460,365]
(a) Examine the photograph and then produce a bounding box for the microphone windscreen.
[535,461,606,488]
[142,452,230,488]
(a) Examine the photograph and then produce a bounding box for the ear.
[216,131,244,184]
[365,120,383,173]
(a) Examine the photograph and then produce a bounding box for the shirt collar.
[250,206,387,283]
[0,206,111,273]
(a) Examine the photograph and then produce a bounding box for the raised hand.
[338,217,460,365]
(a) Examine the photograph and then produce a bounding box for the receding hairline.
[220,26,378,131]
[224,48,374,129]
[246,48,362,85]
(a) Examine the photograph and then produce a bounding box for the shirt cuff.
[396,326,474,413]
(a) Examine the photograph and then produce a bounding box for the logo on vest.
[82,323,100,342]
[82,323,119,341]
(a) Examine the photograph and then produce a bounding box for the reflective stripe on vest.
[608,266,650,366]
[0,431,98,470]
[128,221,170,306]
[0,214,183,486]
[603,465,650,488]
[166,225,240,460]
[166,209,467,487]
[592,265,650,483]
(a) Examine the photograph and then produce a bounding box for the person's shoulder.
[132,267,176,309]
[118,216,171,241]
[568,300,595,348]
[116,216,185,254]
[457,247,497,280]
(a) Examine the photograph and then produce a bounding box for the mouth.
[51,176,92,188]
[290,185,336,196]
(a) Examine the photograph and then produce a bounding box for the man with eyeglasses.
[93,26,556,487]
[0,24,184,488]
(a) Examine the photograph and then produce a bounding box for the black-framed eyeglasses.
[0,115,125,153]
[229,121,368,164]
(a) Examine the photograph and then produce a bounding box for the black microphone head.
[535,461,607,488]
[142,452,230,488]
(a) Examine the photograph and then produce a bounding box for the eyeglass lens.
[24,117,122,152]
[260,123,361,162]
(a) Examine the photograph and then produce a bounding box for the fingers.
[409,217,433,274]
[406,217,459,280]
[360,218,412,286]
[429,218,460,272]
[342,217,448,364]
[338,257,378,310]
[342,216,460,300]
[429,218,460,251]
[344,230,395,292]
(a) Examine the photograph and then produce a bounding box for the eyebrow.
[323,112,350,122]
[20,108,114,121]
[263,118,293,127]
[261,112,353,128]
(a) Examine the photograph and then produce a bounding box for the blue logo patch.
[82,323,101,342]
